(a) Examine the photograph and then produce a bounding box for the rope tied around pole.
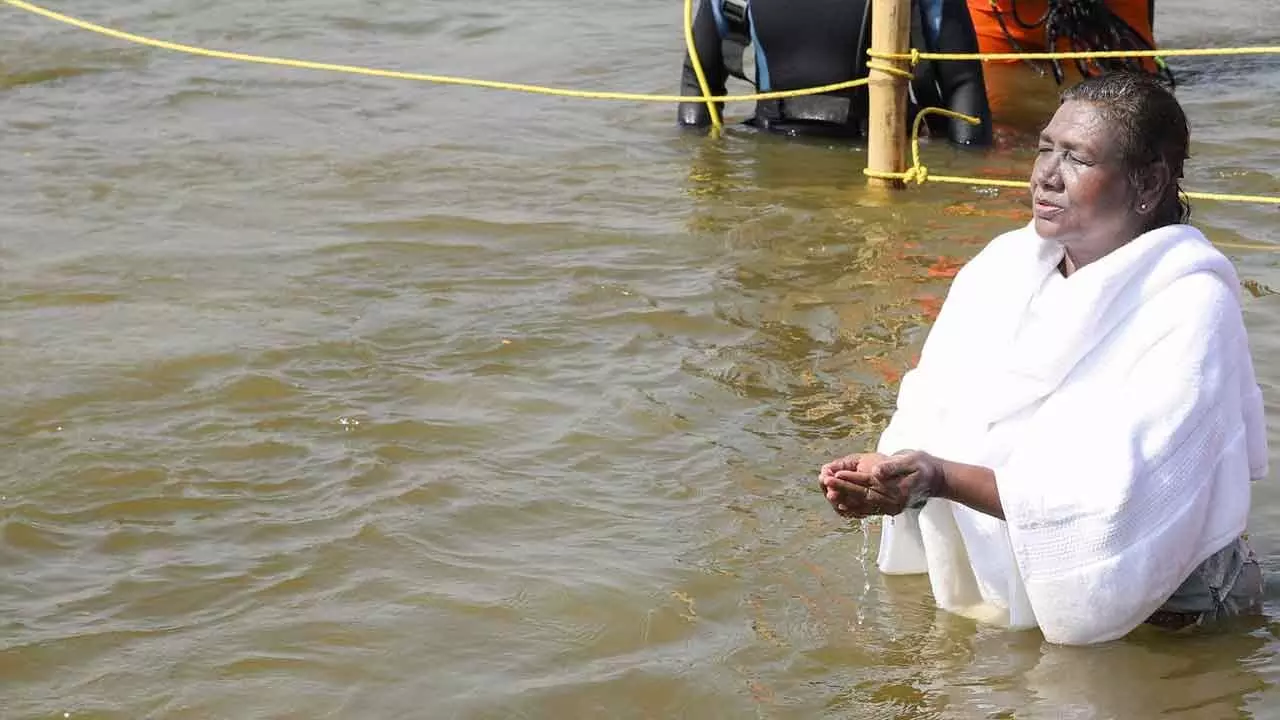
[865,60,918,79]
[864,107,984,186]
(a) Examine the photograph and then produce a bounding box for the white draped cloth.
[874,222,1268,645]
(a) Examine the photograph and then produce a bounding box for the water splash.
[855,517,872,626]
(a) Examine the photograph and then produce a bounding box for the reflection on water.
[3,0,1280,717]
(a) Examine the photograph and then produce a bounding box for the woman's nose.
[1032,154,1062,190]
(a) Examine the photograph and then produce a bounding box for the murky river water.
[4,0,1280,717]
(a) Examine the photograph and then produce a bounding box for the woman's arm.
[933,456,1004,519]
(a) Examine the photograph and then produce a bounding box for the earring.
[1139,203,1148,211]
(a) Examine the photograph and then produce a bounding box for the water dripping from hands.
[855,517,872,627]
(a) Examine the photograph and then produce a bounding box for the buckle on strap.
[720,0,751,41]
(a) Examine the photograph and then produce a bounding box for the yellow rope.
[865,60,916,79]
[2,0,878,104]
[869,45,1280,64]
[682,0,722,133]
[1182,190,1280,205]
[10,0,1274,95]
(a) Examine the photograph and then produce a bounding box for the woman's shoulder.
[1139,224,1242,315]
[1145,267,1241,327]
[1125,255,1247,357]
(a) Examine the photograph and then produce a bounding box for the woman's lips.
[1034,199,1063,218]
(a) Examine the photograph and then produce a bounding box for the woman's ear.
[1136,161,1172,215]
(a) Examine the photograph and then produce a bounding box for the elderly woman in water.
[819,72,1267,645]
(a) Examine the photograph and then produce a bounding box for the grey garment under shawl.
[1156,535,1263,623]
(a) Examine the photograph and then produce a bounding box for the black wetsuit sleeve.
[677,0,729,127]
[933,0,992,146]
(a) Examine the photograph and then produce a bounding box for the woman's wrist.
[922,457,1005,520]
[929,457,953,503]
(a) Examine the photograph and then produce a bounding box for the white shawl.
[874,222,1267,645]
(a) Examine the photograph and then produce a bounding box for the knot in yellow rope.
[903,165,929,185]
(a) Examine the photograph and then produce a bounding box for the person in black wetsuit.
[677,0,992,146]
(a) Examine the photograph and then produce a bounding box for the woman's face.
[1031,101,1144,264]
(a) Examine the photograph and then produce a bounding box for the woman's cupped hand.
[819,450,944,518]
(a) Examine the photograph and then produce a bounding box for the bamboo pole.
[866,0,912,188]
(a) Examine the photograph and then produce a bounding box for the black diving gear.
[677,0,993,146]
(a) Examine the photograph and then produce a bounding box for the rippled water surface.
[4,1,1280,717]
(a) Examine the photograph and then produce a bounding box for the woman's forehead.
[1042,101,1117,148]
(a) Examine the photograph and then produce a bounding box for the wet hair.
[1059,72,1191,229]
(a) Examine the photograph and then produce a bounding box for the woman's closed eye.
[1037,146,1094,166]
